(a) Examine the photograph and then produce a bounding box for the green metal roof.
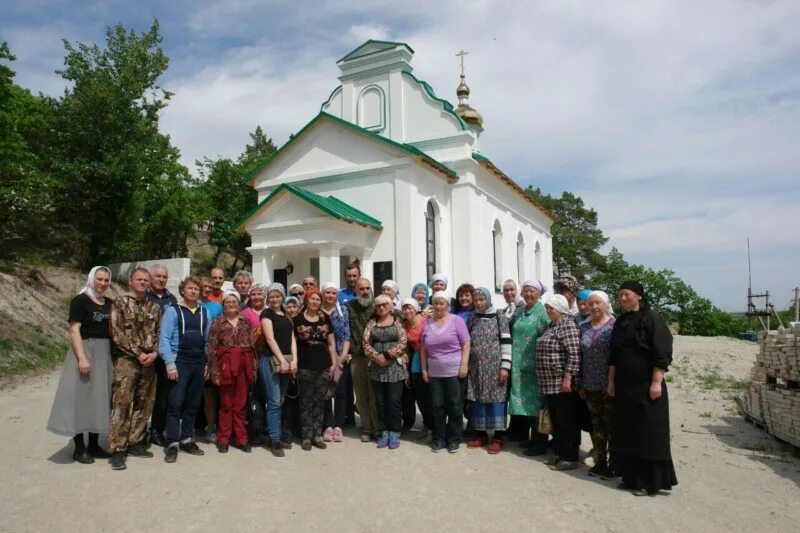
[242,111,457,186]
[337,40,414,63]
[234,183,383,233]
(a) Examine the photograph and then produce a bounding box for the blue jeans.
[259,356,290,443]
[165,361,205,444]
[429,376,463,446]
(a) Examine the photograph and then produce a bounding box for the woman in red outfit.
[207,290,257,453]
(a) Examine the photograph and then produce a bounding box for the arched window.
[358,85,385,131]
[426,201,437,282]
[516,232,525,281]
[534,240,542,279]
[493,220,503,292]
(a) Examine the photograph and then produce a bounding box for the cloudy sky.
[4,0,799,311]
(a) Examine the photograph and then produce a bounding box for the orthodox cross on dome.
[454,49,483,129]
[456,49,468,76]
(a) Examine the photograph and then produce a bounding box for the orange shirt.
[207,290,223,303]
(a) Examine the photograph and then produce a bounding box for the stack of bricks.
[741,323,800,448]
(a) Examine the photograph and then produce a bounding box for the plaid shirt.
[534,316,581,395]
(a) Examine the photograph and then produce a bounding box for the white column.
[251,249,272,285]
[360,247,374,287]
[317,243,343,286]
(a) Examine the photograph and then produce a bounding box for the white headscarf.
[431,291,451,304]
[588,290,615,317]
[222,289,241,303]
[401,298,420,313]
[502,279,525,318]
[544,294,570,315]
[80,266,111,301]
[430,273,448,287]
[322,281,344,317]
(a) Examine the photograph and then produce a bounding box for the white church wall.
[400,72,467,143]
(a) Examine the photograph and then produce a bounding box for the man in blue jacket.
[158,276,211,463]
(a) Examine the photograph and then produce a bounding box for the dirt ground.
[2,336,799,532]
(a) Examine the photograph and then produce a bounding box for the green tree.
[0,42,59,258]
[526,187,607,281]
[590,248,744,336]
[198,126,276,272]
[50,20,191,265]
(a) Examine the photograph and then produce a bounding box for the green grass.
[694,372,745,392]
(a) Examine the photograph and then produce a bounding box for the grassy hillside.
[0,266,123,377]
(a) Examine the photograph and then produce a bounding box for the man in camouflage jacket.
[108,267,162,470]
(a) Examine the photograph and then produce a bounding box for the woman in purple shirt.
[421,291,471,453]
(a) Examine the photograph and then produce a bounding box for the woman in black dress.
[608,281,678,496]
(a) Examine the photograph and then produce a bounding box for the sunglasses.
[374,303,389,309]
[291,291,304,297]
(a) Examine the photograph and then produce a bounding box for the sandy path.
[2,336,799,532]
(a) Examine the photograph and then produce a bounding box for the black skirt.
[614,451,678,492]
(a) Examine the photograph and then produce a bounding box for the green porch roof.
[242,111,457,186]
[233,183,383,233]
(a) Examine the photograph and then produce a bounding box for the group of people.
[47,262,678,496]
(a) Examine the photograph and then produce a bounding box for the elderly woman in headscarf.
[381,279,402,309]
[321,282,351,443]
[47,266,114,464]
[579,290,616,479]
[207,289,256,453]
[465,287,512,454]
[609,281,677,496]
[576,289,592,323]
[411,282,430,310]
[535,294,582,471]
[241,283,267,329]
[508,279,550,452]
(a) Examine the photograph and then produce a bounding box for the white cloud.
[346,23,390,43]
[7,0,800,311]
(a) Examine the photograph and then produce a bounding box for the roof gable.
[243,112,457,187]
[338,40,414,63]
[234,184,382,233]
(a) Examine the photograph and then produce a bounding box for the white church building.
[236,40,554,305]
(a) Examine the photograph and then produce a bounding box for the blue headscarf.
[411,282,429,307]
[577,289,592,302]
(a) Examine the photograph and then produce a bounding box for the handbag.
[269,352,293,374]
[245,385,265,442]
[326,363,344,399]
[538,406,553,434]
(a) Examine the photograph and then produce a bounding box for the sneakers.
[179,442,205,456]
[376,433,390,449]
[110,452,126,470]
[332,427,344,442]
[487,439,504,454]
[467,438,485,449]
[550,460,579,471]
[271,443,285,457]
[388,435,400,450]
[430,441,445,453]
[204,424,217,444]
[311,437,327,450]
[447,442,459,454]
[164,446,178,463]
[217,443,229,453]
[323,427,334,442]
[128,444,154,458]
